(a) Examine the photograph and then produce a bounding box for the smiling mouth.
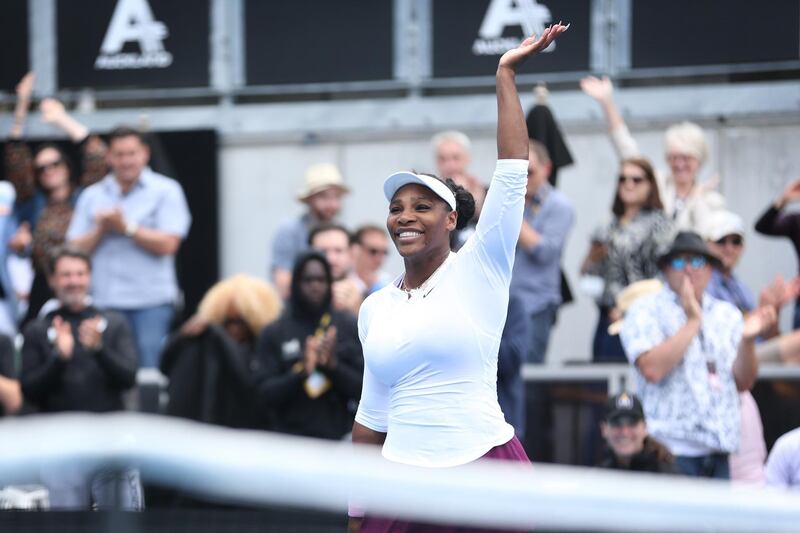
[396,231,423,241]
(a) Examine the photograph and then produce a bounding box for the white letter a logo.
[100,0,168,54]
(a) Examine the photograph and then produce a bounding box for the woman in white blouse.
[350,23,569,533]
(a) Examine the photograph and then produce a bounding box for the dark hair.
[108,125,148,147]
[289,251,332,319]
[611,157,663,217]
[33,143,75,188]
[308,223,353,246]
[353,224,387,244]
[420,174,475,231]
[48,245,91,276]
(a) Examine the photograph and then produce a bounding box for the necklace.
[400,253,453,297]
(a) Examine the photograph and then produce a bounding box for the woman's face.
[387,184,456,259]
[618,162,652,209]
[223,305,252,345]
[34,147,70,192]
[298,259,330,311]
[666,150,700,187]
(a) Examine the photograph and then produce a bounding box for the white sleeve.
[354,363,390,433]
[609,123,641,160]
[460,159,528,288]
[354,297,389,432]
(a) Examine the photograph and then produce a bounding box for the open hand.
[303,335,319,374]
[78,316,104,350]
[779,178,800,206]
[679,277,702,322]
[579,75,613,103]
[317,327,338,369]
[16,72,35,100]
[52,316,74,360]
[498,23,569,72]
[103,208,127,234]
[180,314,209,337]
[8,222,32,252]
[40,98,67,125]
[743,305,777,341]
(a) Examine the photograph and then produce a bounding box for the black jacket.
[255,309,363,440]
[599,436,679,474]
[20,306,137,413]
[160,324,267,430]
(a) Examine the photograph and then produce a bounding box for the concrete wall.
[219,116,800,364]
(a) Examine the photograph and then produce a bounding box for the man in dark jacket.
[19,246,141,509]
[256,252,363,440]
[598,392,678,474]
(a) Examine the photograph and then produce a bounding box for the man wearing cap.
[271,163,349,300]
[599,392,677,474]
[620,231,777,479]
[704,210,755,313]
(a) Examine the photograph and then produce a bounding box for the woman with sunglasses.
[580,76,726,234]
[581,157,675,362]
[349,25,568,532]
[6,74,108,324]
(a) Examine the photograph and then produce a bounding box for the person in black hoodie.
[18,246,141,510]
[598,392,678,474]
[256,251,363,440]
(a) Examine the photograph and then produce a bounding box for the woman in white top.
[580,75,726,233]
[350,23,569,533]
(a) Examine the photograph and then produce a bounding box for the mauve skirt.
[360,436,531,533]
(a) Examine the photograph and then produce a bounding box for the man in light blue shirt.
[67,126,191,368]
[510,141,575,363]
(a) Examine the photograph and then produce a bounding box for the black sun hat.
[657,231,721,269]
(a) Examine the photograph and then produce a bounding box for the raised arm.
[580,75,640,160]
[9,72,34,139]
[40,98,89,143]
[496,24,568,160]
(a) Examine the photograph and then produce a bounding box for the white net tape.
[1,412,798,531]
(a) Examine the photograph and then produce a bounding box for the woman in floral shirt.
[581,157,675,362]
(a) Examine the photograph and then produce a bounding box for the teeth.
[398,231,421,238]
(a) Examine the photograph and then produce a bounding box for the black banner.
[57,0,210,90]
[245,1,393,85]
[0,0,29,92]
[632,0,800,69]
[432,0,591,78]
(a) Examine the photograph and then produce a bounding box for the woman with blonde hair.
[160,274,282,429]
[580,76,726,233]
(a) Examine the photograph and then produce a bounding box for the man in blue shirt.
[510,141,575,363]
[270,163,349,299]
[704,210,755,313]
[67,126,191,368]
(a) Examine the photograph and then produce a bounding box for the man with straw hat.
[270,163,350,299]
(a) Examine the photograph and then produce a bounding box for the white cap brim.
[383,172,456,210]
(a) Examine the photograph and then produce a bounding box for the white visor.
[383,171,457,211]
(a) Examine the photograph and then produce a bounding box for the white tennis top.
[355,159,528,467]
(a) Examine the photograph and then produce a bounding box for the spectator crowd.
[2,69,800,511]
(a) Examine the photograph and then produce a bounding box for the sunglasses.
[618,175,646,185]
[715,235,743,247]
[670,255,707,270]
[365,246,388,257]
[34,159,64,175]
